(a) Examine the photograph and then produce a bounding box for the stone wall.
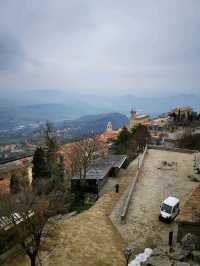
[120,146,148,221]
[177,223,200,245]
[148,144,198,154]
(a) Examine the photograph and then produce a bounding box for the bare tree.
[68,136,103,180]
[0,182,65,266]
[65,136,104,200]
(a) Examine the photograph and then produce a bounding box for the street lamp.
[123,246,134,266]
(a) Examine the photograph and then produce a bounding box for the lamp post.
[123,246,134,266]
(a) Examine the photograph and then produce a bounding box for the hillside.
[0,92,200,130]
[57,112,129,137]
[0,112,129,144]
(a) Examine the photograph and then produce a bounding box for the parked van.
[159,196,180,222]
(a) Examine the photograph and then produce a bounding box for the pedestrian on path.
[115,184,119,193]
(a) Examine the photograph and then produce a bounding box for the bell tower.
[130,110,136,129]
[106,121,113,133]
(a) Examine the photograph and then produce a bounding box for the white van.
[159,196,180,222]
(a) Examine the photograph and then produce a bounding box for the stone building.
[0,158,33,194]
[170,106,193,121]
[97,122,120,143]
[129,110,150,129]
[71,155,128,195]
[176,185,200,245]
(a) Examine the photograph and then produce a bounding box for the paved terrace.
[111,149,199,253]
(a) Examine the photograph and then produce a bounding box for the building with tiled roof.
[97,122,121,143]
[171,106,193,114]
[169,106,193,121]
[176,185,200,242]
[0,156,33,194]
[130,110,150,129]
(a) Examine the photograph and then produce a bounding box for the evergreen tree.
[115,126,131,146]
[112,127,137,160]
[131,124,150,151]
[32,147,48,180]
[53,155,66,192]
[44,122,58,179]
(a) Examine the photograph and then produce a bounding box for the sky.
[0,0,200,97]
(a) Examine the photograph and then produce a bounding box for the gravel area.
[113,149,198,253]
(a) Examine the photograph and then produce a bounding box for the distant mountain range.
[0,91,199,130]
[0,112,129,144]
[56,112,129,137]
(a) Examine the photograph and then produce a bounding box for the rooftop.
[170,106,193,113]
[163,196,179,207]
[72,155,127,180]
[136,114,149,119]
[176,185,200,224]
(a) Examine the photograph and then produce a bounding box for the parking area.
[114,149,198,252]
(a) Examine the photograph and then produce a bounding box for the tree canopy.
[32,147,48,179]
[112,124,150,160]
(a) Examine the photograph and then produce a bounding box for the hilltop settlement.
[0,106,200,266]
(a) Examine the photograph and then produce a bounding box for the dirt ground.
[113,149,198,253]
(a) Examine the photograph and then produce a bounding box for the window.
[161,204,172,214]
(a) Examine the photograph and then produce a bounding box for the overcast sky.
[0,0,200,97]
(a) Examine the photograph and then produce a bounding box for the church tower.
[130,110,136,129]
[106,121,113,133]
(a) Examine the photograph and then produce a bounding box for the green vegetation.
[112,124,151,161]
[131,124,151,150]
[32,147,48,179]
[70,199,93,214]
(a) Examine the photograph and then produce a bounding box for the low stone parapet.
[148,145,198,154]
[120,146,148,221]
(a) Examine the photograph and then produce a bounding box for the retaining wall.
[148,145,198,154]
[120,146,148,221]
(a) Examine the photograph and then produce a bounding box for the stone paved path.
[109,156,141,225]
[113,149,198,253]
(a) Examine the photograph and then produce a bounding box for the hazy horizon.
[0,88,199,106]
[0,1,200,98]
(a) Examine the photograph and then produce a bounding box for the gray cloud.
[0,0,200,96]
[0,31,25,71]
